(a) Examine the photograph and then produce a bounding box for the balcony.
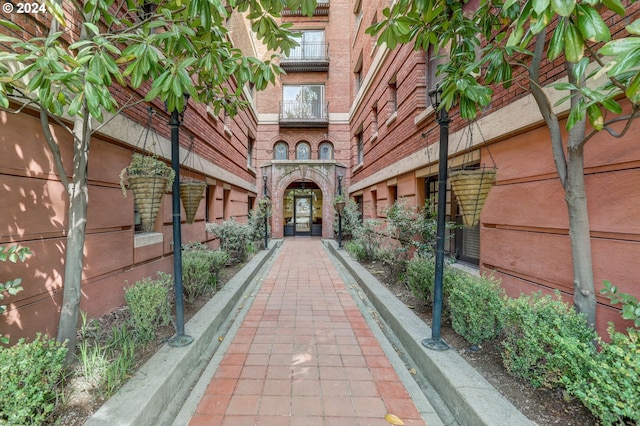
[283,0,329,16]
[279,101,329,127]
[280,42,330,72]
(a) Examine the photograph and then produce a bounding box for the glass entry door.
[294,196,312,235]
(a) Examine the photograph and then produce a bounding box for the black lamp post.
[335,174,345,249]
[167,94,193,348]
[262,174,269,250]
[422,86,450,351]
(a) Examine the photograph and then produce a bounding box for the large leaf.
[599,37,640,56]
[627,18,640,36]
[533,0,550,15]
[625,72,640,104]
[564,22,585,63]
[602,0,625,16]
[547,18,566,61]
[575,4,610,42]
[551,0,576,16]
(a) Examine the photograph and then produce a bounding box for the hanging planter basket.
[120,154,174,232]
[180,179,206,224]
[449,167,497,227]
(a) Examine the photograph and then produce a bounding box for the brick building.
[2,0,639,340]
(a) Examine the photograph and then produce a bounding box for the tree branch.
[529,30,567,186]
[40,109,70,189]
[583,106,640,144]
[91,97,147,134]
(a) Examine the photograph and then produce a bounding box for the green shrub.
[563,283,640,424]
[501,292,596,388]
[407,256,436,303]
[601,280,640,327]
[351,219,383,261]
[565,326,640,425]
[0,333,67,425]
[248,207,270,248]
[125,273,172,343]
[182,245,230,302]
[182,245,214,302]
[333,199,361,240]
[206,218,252,263]
[376,246,407,284]
[406,256,457,312]
[345,240,368,261]
[448,272,505,345]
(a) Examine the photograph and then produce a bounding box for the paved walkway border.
[324,239,533,426]
[85,240,283,426]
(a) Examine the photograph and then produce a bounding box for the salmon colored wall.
[0,107,254,343]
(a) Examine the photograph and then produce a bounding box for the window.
[134,202,143,232]
[452,163,481,265]
[205,185,214,222]
[223,188,231,220]
[318,142,333,160]
[296,142,311,160]
[424,174,479,265]
[370,189,378,218]
[354,52,363,93]
[389,78,397,113]
[282,85,325,119]
[371,105,378,137]
[288,30,326,60]
[354,195,363,223]
[274,142,289,160]
[426,46,447,106]
[247,137,254,168]
[425,175,438,217]
[356,131,364,165]
[388,185,397,207]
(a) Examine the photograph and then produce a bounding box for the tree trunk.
[564,145,597,328]
[56,113,90,365]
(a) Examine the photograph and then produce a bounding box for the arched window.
[274,142,289,160]
[296,142,311,160]
[318,142,333,160]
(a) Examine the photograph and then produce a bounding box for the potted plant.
[333,194,346,214]
[120,153,175,232]
[258,197,272,216]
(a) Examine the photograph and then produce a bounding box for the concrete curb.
[84,241,282,426]
[324,240,534,426]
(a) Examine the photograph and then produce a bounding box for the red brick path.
[189,238,426,425]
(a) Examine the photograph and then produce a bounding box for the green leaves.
[550,0,575,17]
[575,4,610,43]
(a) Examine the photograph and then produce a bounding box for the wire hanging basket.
[449,166,496,227]
[119,108,174,232]
[180,179,206,224]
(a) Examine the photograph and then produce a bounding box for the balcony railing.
[283,0,329,16]
[279,101,329,127]
[280,42,330,72]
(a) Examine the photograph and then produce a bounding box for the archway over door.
[283,180,323,237]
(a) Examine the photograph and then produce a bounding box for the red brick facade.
[2,0,639,340]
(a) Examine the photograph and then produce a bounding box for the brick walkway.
[188,238,426,426]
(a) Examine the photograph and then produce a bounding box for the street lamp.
[167,93,193,348]
[262,174,269,250]
[335,174,345,249]
[422,86,450,351]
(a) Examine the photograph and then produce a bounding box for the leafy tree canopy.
[367,0,640,129]
[0,0,317,118]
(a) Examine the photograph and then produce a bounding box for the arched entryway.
[283,180,323,237]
